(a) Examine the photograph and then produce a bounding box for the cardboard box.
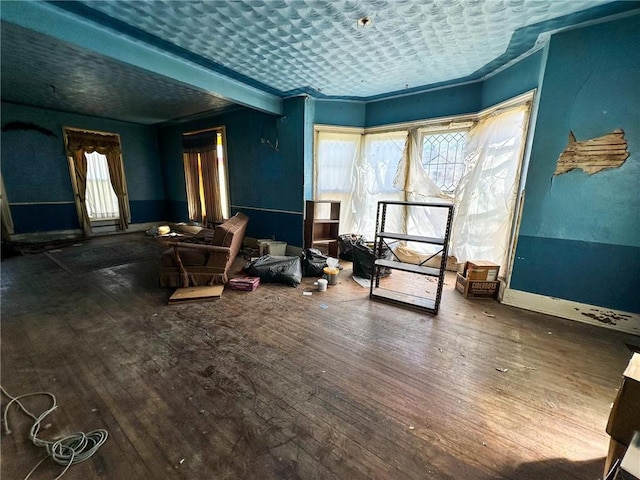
[455,273,499,298]
[464,260,500,281]
[618,431,640,479]
[229,276,260,291]
[607,353,640,446]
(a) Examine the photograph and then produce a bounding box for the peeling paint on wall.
[554,129,629,175]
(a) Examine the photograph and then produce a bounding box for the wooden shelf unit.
[369,200,454,315]
[304,200,340,257]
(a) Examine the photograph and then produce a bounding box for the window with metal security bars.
[421,131,468,193]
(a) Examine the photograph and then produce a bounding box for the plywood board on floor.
[168,285,224,304]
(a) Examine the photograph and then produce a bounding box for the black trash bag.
[300,248,328,277]
[338,234,365,261]
[244,255,302,287]
[352,242,392,279]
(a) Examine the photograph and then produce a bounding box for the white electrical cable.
[1,385,108,480]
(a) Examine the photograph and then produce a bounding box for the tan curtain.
[183,152,202,222]
[70,146,92,235]
[103,148,129,230]
[199,148,223,224]
[182,131,222,226]
[65,130,129,233]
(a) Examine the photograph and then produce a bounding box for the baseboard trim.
[8,222,163,242]
[502,288,640,335]
[10,229,83,242]
[95,222,162,236]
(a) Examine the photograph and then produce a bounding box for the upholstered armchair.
[160,212,248,287]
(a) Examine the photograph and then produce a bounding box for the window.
[64,127,130,234]
[421,131,468,194]
[313,91,533,275]
[216,132,229,220]
[84,151,119,220]
[315,130,406,238]
[182,128,229,226]
[316,134,359,194]
[364,134,407,194]
[314,131,361,234]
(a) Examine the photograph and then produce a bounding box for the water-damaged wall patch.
[554,129,629,175]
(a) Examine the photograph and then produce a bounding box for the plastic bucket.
[316,278,328,292]
[323,267,339,285]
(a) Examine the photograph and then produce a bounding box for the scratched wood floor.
[1,233,638,480]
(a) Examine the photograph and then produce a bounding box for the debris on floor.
[229,276,260,291]
[169,285,224,304]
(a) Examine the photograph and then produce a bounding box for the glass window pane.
[421,131,468,193]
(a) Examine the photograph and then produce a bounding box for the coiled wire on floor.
[1,385,108,480]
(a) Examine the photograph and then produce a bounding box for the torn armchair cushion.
[159,212,248,287]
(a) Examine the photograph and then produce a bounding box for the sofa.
[160,212,248,287]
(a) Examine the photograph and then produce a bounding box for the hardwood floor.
[1,233,637,480]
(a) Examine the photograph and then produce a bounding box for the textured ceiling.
[76,0,619,98]
[0,22,237,125]
[1,0,637,125]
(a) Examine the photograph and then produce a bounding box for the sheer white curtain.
[314,99,530,274]
[394,128,454,257]
[316,130,407,239]
[315,131,362,234]
[450,104,530,272]
[351,131,408,239]
[84,151,120,220]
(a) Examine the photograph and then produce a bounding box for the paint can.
[323,267,339,285]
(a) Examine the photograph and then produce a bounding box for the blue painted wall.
[4,9,636,315]
[313,47,543,129]
[158,97,307,246]
[481,49,543,110]
[1,102,165,233]
[315,99,366,127]
[365,83,482,127]
[511,14,640,312]
[310,13,639,313]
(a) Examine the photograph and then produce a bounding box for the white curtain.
[450,104,530,273]
[314,100,530,275]
[351,131,407,239]
[393,128,454,258]
[315,130,407,240]
[85,151,120,220]
[315,131,362,235]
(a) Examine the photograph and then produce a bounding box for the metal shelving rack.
[369,201,454,315]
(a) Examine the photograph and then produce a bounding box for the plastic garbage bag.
[300,248,328,277]
[338,234,365,261]
[244,255,302,287]
[352,242,392,279]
